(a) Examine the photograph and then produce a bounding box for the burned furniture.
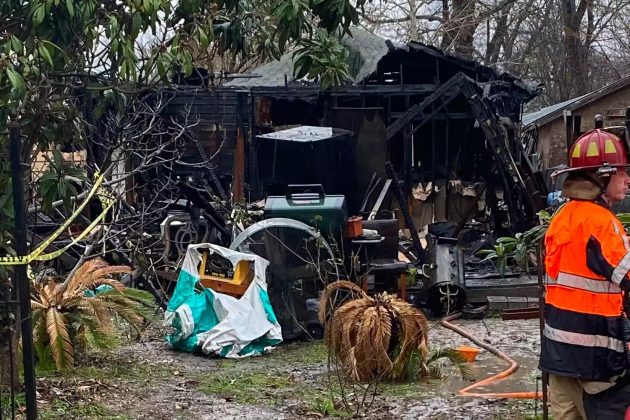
[357,214,410,300]
[256,126,358,212]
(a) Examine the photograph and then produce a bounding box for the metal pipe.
[8,123,37,420]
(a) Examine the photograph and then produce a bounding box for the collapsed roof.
[225,27,540,97]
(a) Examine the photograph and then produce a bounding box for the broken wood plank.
[231,128,245,203]
[386,162,425,262]
[500,307,539,321]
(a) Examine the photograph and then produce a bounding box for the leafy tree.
[0,0,372,385]
[0,0,373,208]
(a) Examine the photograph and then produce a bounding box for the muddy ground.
[24,316,544,420]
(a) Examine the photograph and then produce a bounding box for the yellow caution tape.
[0,174,115,266]
[33,197,115,262]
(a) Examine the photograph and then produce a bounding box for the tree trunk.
[485,9,510,65]
[440,0,452,49]
[441,0,477,57]
[408,0,419,41]
[0,330,19,388]
[562,0,590,97]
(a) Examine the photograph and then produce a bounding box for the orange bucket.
[456,345,481,362]
[345,216,363,238]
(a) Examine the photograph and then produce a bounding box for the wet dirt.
[386,317,542,419]
[35,317,543,419]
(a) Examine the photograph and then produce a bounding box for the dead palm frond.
[318,280,366,324]
[320,281,429,382]
[31,258,156,370]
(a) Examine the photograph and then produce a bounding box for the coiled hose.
[441,312,542,399]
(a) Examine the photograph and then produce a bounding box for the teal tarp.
[164,244,283,357]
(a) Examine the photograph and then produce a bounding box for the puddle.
[382,318,543,419]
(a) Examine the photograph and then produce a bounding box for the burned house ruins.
[165,28,546,237]
[146,28,550,321]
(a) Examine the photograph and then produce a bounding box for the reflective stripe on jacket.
[541,200,630,380]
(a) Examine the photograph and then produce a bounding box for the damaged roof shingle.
[224,28,390,88]
[225,28,539,96]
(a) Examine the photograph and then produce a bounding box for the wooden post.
[572,115,582,139]
[564,110,573,158]
[232,128,245,204]
[398,273,407,301]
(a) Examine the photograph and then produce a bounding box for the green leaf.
[320,76,331,91]
[182,54,193,77]
[198,27,209,49]
[9,36,23,55]
[52,149,62,168]
[65,0,74,18]
[131,13,142,35]
[6,67,25,96]
[156,58,166,80]
[33,3,46,26]
[38,44,53,66]
[42,40,65,56]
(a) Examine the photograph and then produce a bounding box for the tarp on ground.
[164,243,282,357]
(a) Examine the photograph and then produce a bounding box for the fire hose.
[441,312,543,399]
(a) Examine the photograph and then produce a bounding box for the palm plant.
[616,213,630,231]
[319,281,431,382]
[31,258,156,370]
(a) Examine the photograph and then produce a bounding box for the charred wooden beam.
[403,95,412,181]
[385,162,425,263]
[458,78,536,232]
[249,84,437,98]
[385,73,466,140]
[389,112,469,120]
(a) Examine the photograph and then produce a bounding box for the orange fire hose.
[440,313,543,399]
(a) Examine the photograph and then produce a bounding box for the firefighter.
[542,128,630,419]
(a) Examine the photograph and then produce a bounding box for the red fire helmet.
[552,129,629,177]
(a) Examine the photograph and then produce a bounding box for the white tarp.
[164,243,282,357]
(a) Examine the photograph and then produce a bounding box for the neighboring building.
[523,76,630,170]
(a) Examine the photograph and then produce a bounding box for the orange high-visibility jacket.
[541,200,630,380]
